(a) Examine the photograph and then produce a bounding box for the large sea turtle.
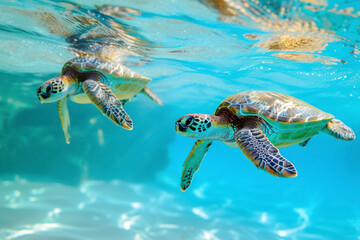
[175,90,355,191]
[37,56,162,143]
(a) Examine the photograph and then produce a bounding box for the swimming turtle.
[175,90,355,191]
[37,56,162,144]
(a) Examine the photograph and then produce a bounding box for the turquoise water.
[0,0,360,239]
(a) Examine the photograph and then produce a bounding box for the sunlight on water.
[0,0,359,239]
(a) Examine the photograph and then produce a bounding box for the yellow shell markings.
[63,57,151,103]
[218,91,334,148]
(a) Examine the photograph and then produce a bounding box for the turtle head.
[176,114,217,139]
[37,77,68,103]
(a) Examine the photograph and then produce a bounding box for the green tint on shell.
[62,57,151,99]
[216,91,334,147]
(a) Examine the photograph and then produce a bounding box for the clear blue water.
[0,0,360,239]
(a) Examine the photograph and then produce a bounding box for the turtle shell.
[216,91,334,147]
[62,57,151,100]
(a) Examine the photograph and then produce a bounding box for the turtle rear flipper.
[236,128,297,178]
[83,80,133,130]
[57,98,71,144]
[322,119,355,141]
[299,138,311,147]
[181,139,213,191]
[120,99,130,106]
[141,87,163,106]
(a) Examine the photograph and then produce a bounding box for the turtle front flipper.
[236,128,297,178]
[57,98,71,144]
[181,139,213,191]
[322,119,355,141]
[83,80,133,130]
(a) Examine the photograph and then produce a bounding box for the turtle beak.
[175,120,186,133]
[38,94,44,103]
[38,94,45,103]
[37,87,44,103]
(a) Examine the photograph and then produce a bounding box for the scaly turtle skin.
[37,56,162,144]
[175,90,355,191]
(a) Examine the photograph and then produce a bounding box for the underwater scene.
[0,0,360,239]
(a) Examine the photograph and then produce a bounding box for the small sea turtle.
[175,90,355,191]
[37,56,162,143]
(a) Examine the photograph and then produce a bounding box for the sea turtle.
[175,90,355,191]
[37,56,162,143]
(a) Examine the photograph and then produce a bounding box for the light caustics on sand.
[0,179,323,240]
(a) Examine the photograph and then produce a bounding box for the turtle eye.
[184,117,194,126]
[46,84,53,93]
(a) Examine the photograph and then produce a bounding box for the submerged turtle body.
[176,90,355,191]
[37,56,162,144]
[216,91,335,148]
[63,57,153,103]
